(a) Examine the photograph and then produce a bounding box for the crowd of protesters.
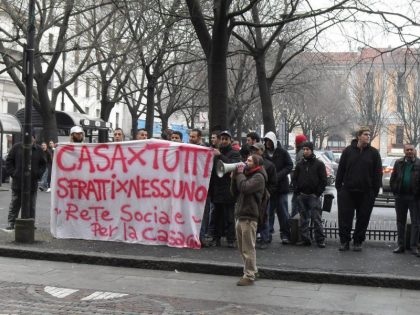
[5,124,420,286]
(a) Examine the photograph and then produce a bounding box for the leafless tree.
[0,0,115,141]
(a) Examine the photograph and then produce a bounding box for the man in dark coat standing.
[5,133,46,230]
[292,142,327,248]
[263,131,293,244]
[390,143,420,255]
[335,127,382,251]
[209,130,241,247]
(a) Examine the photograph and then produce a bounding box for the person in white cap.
[70,126,84,143]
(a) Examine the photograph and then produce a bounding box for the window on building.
[397,72,405,113]
[96,79,101,100]
[116,112,119,128]
[365,72,374,117]
[396,126,404,145]
[74,78,78,96]
[48,33,54,51]
[86,78,90,97]
[75,50,80,65]
[7,102,19,115]
[96,109,100,118]
[85,107,89,115]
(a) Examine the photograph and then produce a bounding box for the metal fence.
[321,219,398,241]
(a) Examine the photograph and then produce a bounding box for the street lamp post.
[15,0,36,243]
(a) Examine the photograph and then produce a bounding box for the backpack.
[257,185,270,228]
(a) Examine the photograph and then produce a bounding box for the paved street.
[0,256,419,315]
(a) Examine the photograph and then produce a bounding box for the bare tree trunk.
[254,54,276,133]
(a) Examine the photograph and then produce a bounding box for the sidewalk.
[0,184,420,290]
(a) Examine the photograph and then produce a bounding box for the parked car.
[382,156,400,192]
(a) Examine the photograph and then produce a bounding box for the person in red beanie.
[291,134,308,218]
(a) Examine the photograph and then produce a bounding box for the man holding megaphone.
[208,130,241,248]
[231,154,267,286]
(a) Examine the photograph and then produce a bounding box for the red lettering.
[141,179,151,197]
[127,147,147,166]
[65,203,78,220]
[56,146,76,171]
[110,144,128,173]
[142,227,156,241]
[56,178,69,198]
[120,204,132,222]
[93,144,111,171]
[91,223,118,237]
[78,145,95,173]
[162,148,179,172]
[174,212,185,225]
[80,209,91,221]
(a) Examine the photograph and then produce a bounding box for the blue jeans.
[297,194,324,243]
[40,169,49,189]
[269,193,290,240]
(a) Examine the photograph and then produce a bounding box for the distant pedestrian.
[231,154,267,286]
[250,142,277,249]
[189,129,207,146]
[113,128,125,142]
[5,131,46,230]
[170,131,183,143]
[263,131,293,244]
[39,142,52,193]
[69,126,84,143]
[292,142,327,248]
[135,129,148,140]
[208,130,241,247]
[335,127,382,251]
[291,134,308,218]
[390,144,420,256]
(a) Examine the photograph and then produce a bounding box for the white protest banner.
[50,140,213,249]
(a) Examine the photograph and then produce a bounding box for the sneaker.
[353,243,362,252]
[281,238,291,245]
[46,188,51,193]
[317,241,326,248]
[339,242,350,251]
[237,278,254,286]
[39,186,45,192]
[393,246,405,254]
[5,225,14,230]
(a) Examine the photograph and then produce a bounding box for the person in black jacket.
[208,130,241,247]
[335,127,382,251]
[390,144,420,255]
[5,133,46,230]
[263,131,293,244]
[249,142,277,249]
[292,142,327,247]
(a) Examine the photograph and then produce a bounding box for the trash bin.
[322,193,334,212]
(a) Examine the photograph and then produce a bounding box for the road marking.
[44,286,78,298]
[81,291,128,301]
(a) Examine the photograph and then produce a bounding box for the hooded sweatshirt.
[263,131,293,194]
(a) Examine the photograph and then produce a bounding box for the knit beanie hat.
[295,134,307,146]
[302,141,314,152]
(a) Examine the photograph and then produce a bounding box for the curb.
[1,246,420,290]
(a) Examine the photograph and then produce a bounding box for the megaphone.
[216,160,244,178]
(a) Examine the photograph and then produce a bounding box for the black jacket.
[264,146,293,194]
[6,142,47,191]
[209,145,241,204]
[335,139,382,195]
[292,154,327,197]
[390,157,420,196]
[263,158,277,195]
